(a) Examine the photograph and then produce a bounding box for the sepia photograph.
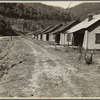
[0,1,100,98]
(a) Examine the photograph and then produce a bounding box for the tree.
[23,22,27,33]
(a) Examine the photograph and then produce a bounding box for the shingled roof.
[36,30,43,35]
[41,26,52,34]
[43,23,63,34]
[68,14,100,33]
[37,26,52,35]
[50,21,79,34]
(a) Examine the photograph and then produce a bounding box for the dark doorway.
[46,34,49,41]
[73,32,85,47]
[55,33,60,44]
[40,34,42,40]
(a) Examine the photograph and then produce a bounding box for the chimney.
[88,14,93,21]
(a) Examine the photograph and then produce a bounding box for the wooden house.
[36,27,52,41]
[37,33,41,40]
[32,30,42,40]
[26,30,41,39]
[37,30,43,40]
[41,26,52,41]
[50,21,79,45]
[68,14,100,49]
[43,24,63,42]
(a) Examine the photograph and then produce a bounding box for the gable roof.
[68,14,100,33]
[26,32,34,35]
[50,21,79,34]
[26,30,41,35]
[43,23,63,34]
[41,26,52,34]
[37,26,52,35]
[36,30,43,35]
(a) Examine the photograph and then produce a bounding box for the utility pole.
[8,21,12,41]
[65,2,72,47]
[66,2,72,11]
[10,23,12,41]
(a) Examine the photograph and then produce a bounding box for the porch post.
[72,33,74,46]
[64,33,65,46]
[68,33,69,47]
[86,30,89,50]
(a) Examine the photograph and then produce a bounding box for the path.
[23,39,84,97]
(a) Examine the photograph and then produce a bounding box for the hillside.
[0,3,75,34]
[1,3,100,35]
[68,3,100,21]
[24,3,65,14]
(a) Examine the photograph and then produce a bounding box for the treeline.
[0,3,77,34]
[68,3,100,21]
[0,17,19,36]
[0,3,73,21]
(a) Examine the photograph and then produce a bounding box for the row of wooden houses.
[36,21,79,45]
[34,14,100,50]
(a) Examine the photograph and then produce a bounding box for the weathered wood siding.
[60,33,73,45]
[83,25,100,49]
[38,34,41,40]
[49,34,55,42]
[42,34,46,41]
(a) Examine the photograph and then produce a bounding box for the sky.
[33,1,83,9]
[40,1,83,9]
[2,1,98,9]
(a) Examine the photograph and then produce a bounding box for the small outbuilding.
[68,14,100,50]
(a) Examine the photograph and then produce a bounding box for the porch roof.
[50,21,78,34]
[36,30,43,35]
[26,29,42,35]
[68,14,100,33]
[38,26,52,35]
[41,27,52,34]
[43,23,63,34]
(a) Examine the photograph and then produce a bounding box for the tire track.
[23,39,81,97]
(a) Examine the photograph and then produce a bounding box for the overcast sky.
[41,1,83,8]
[2,1,97,9]
[33,1,83,9]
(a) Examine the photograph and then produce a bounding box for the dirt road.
[23,39,81,97]
[22,39,100,97]
[0,37,100,97]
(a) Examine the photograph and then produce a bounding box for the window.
[95,33,100,44]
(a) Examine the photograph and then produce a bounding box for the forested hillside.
[1,2,100,35]
[0,3,72,21]
[0,3,75,34]
[68,3,100,21]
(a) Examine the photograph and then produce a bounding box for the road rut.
[23,39,82,97]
